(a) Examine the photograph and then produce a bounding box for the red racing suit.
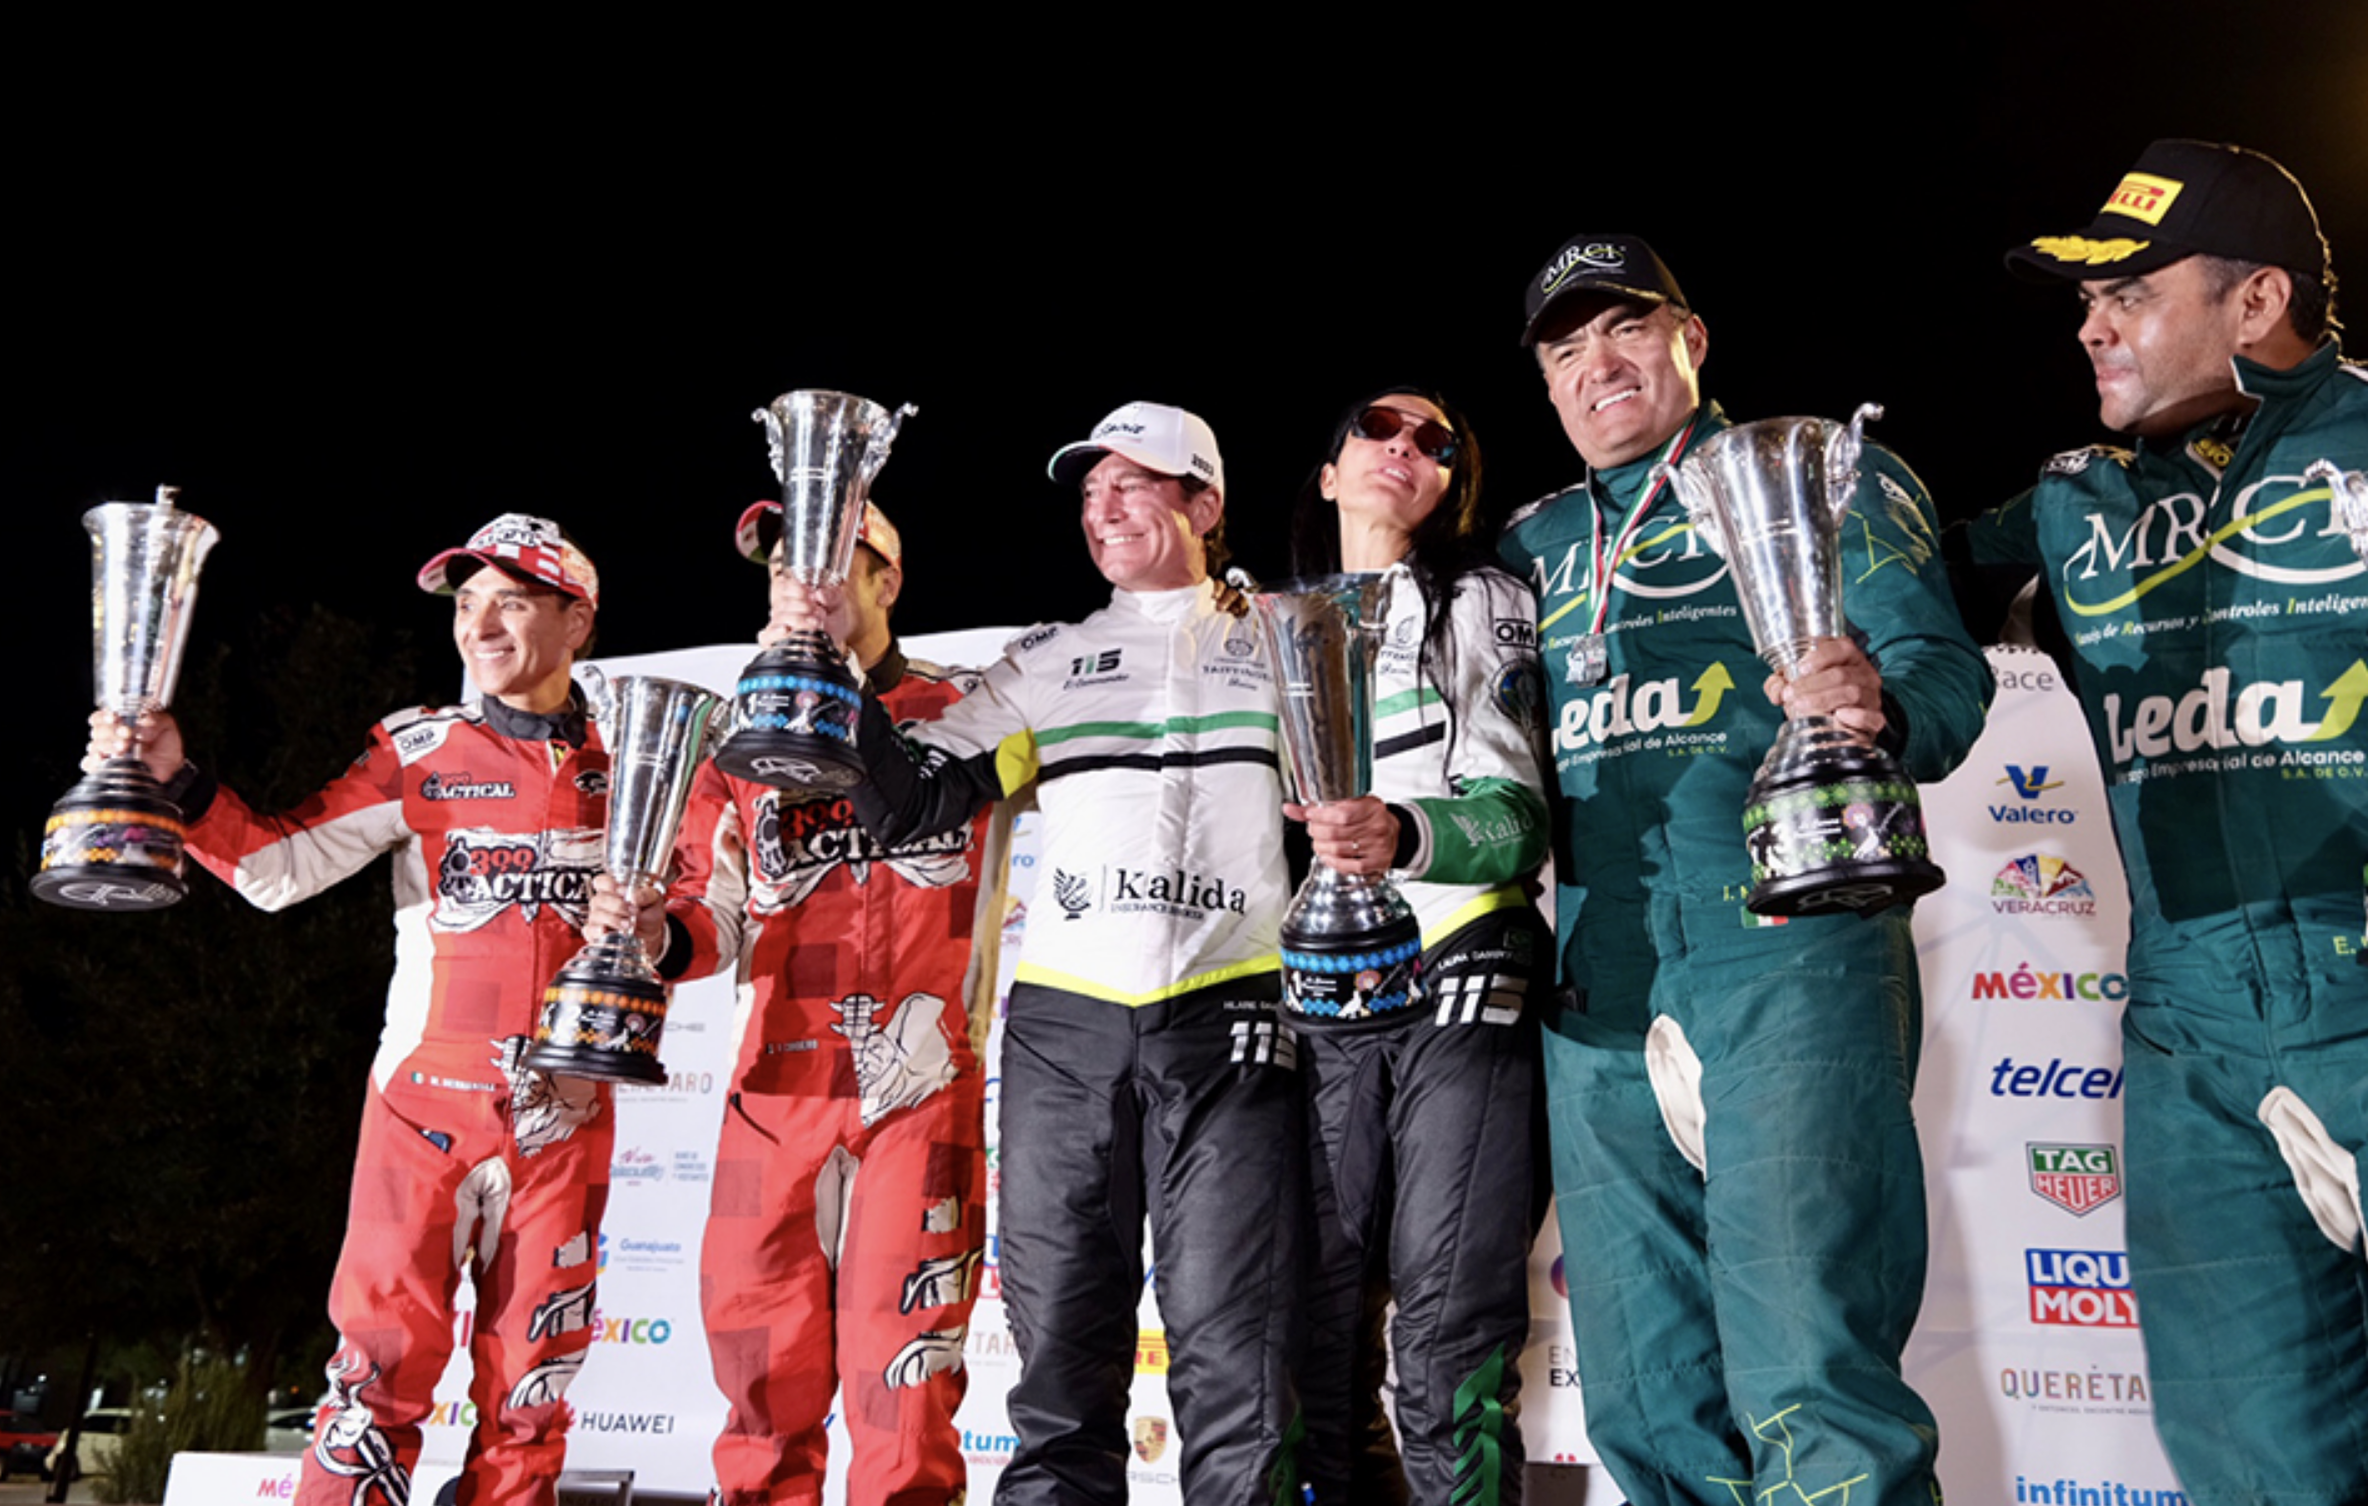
[180,692,613,1506]
[669,645,1003,1506]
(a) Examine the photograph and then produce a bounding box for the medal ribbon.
[1582,415,1700,636]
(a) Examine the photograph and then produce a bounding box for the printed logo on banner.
[2028,1144,2124,1215]
[1546,1343,1581,1389]
[1992,854,2099,917]
[669,1149,710,1184]
[1131,1416,1170,1463]
[2012,1472,2184,1503]
[1990,765,2077,824]
[1973,965,2128,1003]
[1136,1330,1170,1375]
[590,1311,676,1344]
[612,1146,664,1184]
[615,1068,718,1103]
[1990,1057,2125,1100]
[2025,1249,2138,1326]
[979,1231,1002,1300]
[606,1236,688,1274]
[576,1411,677,1435]
[1998,1365,2151,1415]
[963,1324,1018,1369]
[961,1428,1020,1465]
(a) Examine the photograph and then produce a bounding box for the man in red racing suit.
[89,513,617,1506]
[653,501,1003,1506]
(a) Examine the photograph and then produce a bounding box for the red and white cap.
[733,499,903,570]
[417,513,600,606]
[1046,401,1224,491]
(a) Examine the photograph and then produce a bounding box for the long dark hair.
[1288,384,1490,771]
[1289,383,1488,664]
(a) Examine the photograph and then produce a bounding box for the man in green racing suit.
[1953,139,2368,1505]
[1501,233,1989,1505]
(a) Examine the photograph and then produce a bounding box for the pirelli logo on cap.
[2104,172,2182,226]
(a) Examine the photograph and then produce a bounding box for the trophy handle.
[1825,403,1885,530]
[1657,459,1726,560]
[754,405,788,484]
[862,403,920,483]
[574,664,615,736]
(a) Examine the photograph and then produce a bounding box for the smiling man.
[1500,235,1988,1505]
[85,513,615,1506]
[1953,140,2368,1505]
[792,401,1301,1505]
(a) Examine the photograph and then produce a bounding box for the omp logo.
[2106,662,2368,765]
[1552,664,1736,753]
[2058,475,2362,614]
[1493,617,1537,648]
[2105,171,2183,225]
[2025,1248,2138,1327]
[2029,1143,2123,1216]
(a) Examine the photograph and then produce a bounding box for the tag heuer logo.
[2028,1143,2122,1216]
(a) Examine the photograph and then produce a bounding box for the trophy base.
[32,759,190,911]
[525,944,670,1085]
[1281,872,1425,1022]
[715,639,866,792]
[1742,721,1943,919]
[713,732,865,795]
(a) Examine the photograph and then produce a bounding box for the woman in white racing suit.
[1285,386,1552,1506]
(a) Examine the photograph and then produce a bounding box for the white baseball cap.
[1046,401,1224,491]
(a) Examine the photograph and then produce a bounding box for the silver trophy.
[2303,459,2368,957]
[34,488,222,911]
[527,674,726,1084]
[1662,405,1943,917]
[2305,459,2368,566]
[1248,574,1423,1021]
[714,389,917,793]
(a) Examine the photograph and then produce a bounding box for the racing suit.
[1953,342,2368,1503]
[1298,562,1551,1506]
[1500,402,1987,1506]
[669,644,1003,1506]
[180,692,613,1506]
[849,578,1301,1506]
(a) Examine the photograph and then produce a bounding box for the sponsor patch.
[2104,171,2182,226]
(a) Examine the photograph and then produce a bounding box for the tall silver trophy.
[527,674,725,1084]
[1663,405,1943,917]
[34,488,222,911]
[1249,574,1423,1020]
[714,390,917,793]
[2304,459,2368,956]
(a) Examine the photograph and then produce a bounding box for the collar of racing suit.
[480,686,590,747]
[864,639,910,696]
[1115,575,1218,624]
[1584,400,1730,514]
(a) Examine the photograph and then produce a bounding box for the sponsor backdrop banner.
[170,640,2177,1504]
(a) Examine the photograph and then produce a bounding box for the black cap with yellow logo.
[2006,139,2328,283]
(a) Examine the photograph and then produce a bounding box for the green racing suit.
[1501,400,1989,1506]
[1954,341,2368,1505]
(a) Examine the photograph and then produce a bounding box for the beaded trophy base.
[32,758,189,911]
[714,636,864,794]
[1742,718,1943,918]
[524,937,670,1085]
[1281,870,1424,1022]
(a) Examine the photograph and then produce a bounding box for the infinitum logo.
[2014,1473,2185,1503]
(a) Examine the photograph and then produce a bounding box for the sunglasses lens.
[1353,406,1458,463]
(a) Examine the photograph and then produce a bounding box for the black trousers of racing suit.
[996,976,1303,1505]
[1299,907,1549,1506]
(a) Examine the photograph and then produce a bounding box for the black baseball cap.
[2006,139,2329,283]
[1519,233,1689,347]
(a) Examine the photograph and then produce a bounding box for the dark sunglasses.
[1349,405,1459,464]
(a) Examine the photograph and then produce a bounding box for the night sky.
[12,14,2368,782]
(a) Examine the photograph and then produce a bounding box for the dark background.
[4,7,2366,1395]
